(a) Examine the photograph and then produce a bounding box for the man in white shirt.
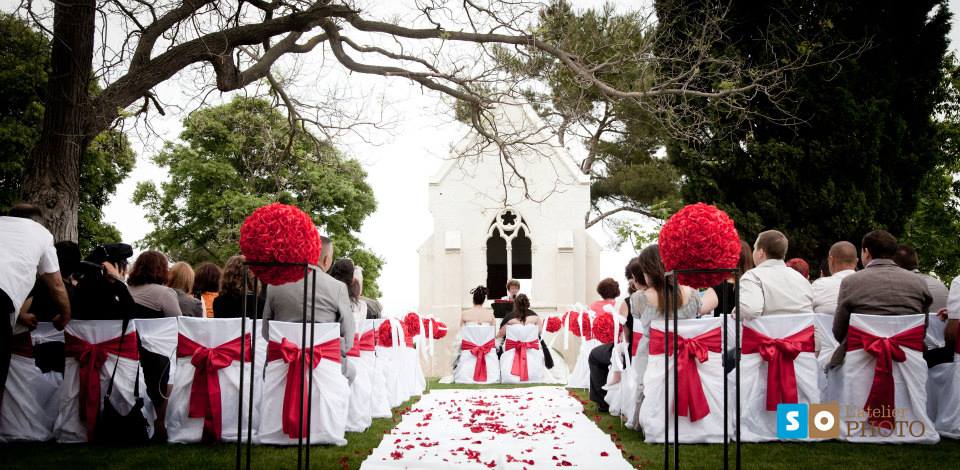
[811,241,858,314]
[738,230,813,321]
[0,204,71,406]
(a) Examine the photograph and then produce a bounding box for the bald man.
[811,241,858,314]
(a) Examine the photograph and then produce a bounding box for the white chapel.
[418,103,610,355]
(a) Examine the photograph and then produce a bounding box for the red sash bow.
[505,339,540,381]
[461,339,496,382]
[347,329,376,357]
[64,332,140,440]
[846,324,925,429]
[630,331,644,357]
[267,337,341,439]
[12,332,33,358]
[648,327,722,422]
[177,333,251,442]
[742,326,815,411]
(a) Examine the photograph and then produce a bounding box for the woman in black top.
[703,240,755,316]
[212,255,265,318]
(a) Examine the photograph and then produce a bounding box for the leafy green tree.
[134,96,382,296]
[493,2,681,226]
[902,54,960,280]
[658,0,951,271]
[0,13,133,252]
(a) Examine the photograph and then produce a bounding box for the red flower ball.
[658,203,741,288]
[431,321,448,340]
[545,316,562,333]
[566,311,592,339]
[378,321,393,347]
[403,312,422,338]
[592,313,615,344]
[239,203,321,285]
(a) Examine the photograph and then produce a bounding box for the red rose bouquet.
[239,203,320,285]
[658,202,741,288]
[378,321,393,347]
[592,313,615,344]
[545,316,562,333]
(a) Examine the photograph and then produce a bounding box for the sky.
[7,0,959,314]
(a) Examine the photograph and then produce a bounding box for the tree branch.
[585,205,660,229]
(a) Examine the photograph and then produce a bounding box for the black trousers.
[0,289,14,409]
[588,343,615,411]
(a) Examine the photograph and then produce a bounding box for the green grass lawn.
[1,379,957,470]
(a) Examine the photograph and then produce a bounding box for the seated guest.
[630,244,702,403]
[462,286,495,326]
[830,230,932,366]
[261,234,354,357]
[167,262,203,317]
[701,240,754,317]
[739,230,813,320]
[812,241,858,314]
[72,243,136,320]
[894,244,949,312]
[24,240,81,323]
[786,258,810,281]
[330,258,365,331]
[212,255,265,318]
[497,294,540,338]
[193,262,222,318]
[944,276,960,350]
[588,277,625,412]
[128,250,182,318]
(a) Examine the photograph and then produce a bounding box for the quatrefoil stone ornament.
[500,210,517,228]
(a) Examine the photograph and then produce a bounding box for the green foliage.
[0,13,133,250]
[660,0,952,272]
[495,1,681,216]
[902,54,960,280]
[134,96,382,296]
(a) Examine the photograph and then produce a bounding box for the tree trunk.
[21,0,96,242]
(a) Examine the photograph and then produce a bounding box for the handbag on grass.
[93,318,149,445]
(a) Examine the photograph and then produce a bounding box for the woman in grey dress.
[627,244,702,428]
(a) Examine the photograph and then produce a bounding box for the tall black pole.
[245,276,258,470]
[734,274,742,470]
[236,266,249,470]
[722,274,729,470]
[297,264,308,470]
[305,269,317,469]
[663,273,670,470]
[672,274,679,470]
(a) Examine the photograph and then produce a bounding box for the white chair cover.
[346,319,376,433]
[166,317,259,443]
[379,318,408,408]
[136,317,179,390]
[927,351,960,438]
[0,333,60,442]
[814,313,841,402]
[397,315,426,398]
[738,314,820,442]
[603,341,633,418]
[567,310,597,388]
[500,324,545,384]
[925,313,947,349]
[638,317,730,443]
[837,314,939,443]
[454,325,500,384]
[540,318,570,385]
[257,321,349,445]
[54,320,155,443]
[370,320,394,418]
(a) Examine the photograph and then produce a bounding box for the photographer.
[72,243,136,320]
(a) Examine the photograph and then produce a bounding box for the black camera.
[76,243,133,281]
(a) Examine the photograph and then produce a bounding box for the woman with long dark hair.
[330,258,365,331]
[497,293,540,338]
[461,286,495,326]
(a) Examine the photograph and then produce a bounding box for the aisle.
[360,386,634,470]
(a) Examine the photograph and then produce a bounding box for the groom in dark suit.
[830,230,932,366]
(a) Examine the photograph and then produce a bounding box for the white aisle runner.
[360,387,633,470]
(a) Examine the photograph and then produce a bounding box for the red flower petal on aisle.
[239,203,321,285]
[390,451,403,460]
[658,203,741,288]
[601,451,609,457]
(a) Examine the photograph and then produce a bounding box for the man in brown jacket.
[830,230,932,366]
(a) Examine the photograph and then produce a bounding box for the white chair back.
[500,324,544,384]
[638,317,730,443]
[54,320,155,443]
[454,325,499,384]
[370,319,394,418]
[738,313,819,442]
[838,314,938,443]
[257,321,348,445]
[0,332,59,442]
[925,313,947,349]
[346,319,377,432]
[166,317,257,443]
[927,348,960,438]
